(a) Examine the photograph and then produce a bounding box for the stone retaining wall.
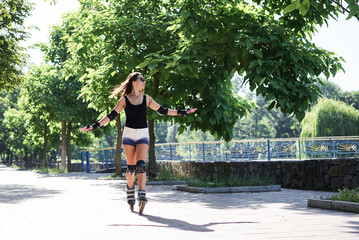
[157,159,359,191]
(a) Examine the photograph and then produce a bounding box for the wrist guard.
[87,121,100,131]
[107,110,118,121]
[177,109,189,116]
[157,106,168,116]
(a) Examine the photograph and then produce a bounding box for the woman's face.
[132,75,146,90]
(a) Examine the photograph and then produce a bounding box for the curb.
[98,177,126,180]
[307,199,359,213]
[176,185,281,193]
[147,180,188,185]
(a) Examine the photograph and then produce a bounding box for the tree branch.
[332,0,359,21]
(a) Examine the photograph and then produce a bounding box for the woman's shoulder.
[117,96,126,105]
[145,94,154,105]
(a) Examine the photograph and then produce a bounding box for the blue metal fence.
[80,136,359,173]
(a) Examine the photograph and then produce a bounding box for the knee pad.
[136,160,146,174]
[126,165,136,175]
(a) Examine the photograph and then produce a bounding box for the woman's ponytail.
[109,72,142,98]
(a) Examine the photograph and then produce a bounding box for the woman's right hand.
[79,126,92,132]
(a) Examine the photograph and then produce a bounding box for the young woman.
[80,72,197,214]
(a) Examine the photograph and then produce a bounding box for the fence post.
[100,150,104,168]
[248,142,251,161]
[329,138,332,158]
[86,151,90,173]
[203,143,206,161]
[267,140,271,161]
[158,146,161,161]
[189,144,191,161]
[81,151,84,172]
[218,143,221,161]
[333,140,336,158]
[305,140,308,159]
[276,141,279,159]
[298,139,301,161]
[105,150,108,169]
[170,144,172,161]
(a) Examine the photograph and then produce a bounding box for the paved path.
[0,164,358,240]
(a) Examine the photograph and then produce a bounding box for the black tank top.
[124,95,148,128]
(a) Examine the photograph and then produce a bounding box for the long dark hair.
[109,72,142,98]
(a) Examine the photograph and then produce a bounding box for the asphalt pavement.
[0,164,358,240]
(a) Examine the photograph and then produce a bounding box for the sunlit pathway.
[0,164,358,240]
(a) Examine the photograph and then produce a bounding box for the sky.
[23,0,359,92]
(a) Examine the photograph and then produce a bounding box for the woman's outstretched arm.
[147,95,197,116]
[79,97,125,132]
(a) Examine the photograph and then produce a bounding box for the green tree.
[339,91,359,110]
[3,107,30,166]
[40,17,103,171]
[301,98,359,137]
[318,79,342,101]
[0,0,33,90]
[22,64,96,170]
[281,0,359,21]
[58,0,343,177]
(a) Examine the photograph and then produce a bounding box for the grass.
[187,174,273,188]
[147,166,186,181]
[31,167,67,174]
[327,187,359,203]
[12,165,67,174]
[12,165,25,170]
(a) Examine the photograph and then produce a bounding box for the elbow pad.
[107,110,119,121]
[157,106,168,116]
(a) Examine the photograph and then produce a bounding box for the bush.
[301,98,359,137]
[327,187,359,203]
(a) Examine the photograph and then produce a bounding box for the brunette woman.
[80,72,196,214]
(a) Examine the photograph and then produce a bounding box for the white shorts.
[122,127,149,146]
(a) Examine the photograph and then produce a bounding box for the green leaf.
[249,60,258,69]
[253,49,263,58]
[283,3,297,14]
[299,0,310,16]
[296,110,305,122]
[209,117,216,126]
[214,108,222,120]
[166,24,179,31]
[76,43,83,52]
[180,10,191,19]
[178,64,187,71]
[137,59,151,68]
[268,101,276,110]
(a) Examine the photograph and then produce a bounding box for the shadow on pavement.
[0,184,61,204]
[108,213,257,232]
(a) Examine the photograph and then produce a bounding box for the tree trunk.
[19,152,23,168]
[148,74,160,178]
[10,151,13,166]
[42,123,48,169]
[6,149,10,165]
[115,114,123,176]
[66,122,72,171]
[148,119,156,178]
[60,120,67,170]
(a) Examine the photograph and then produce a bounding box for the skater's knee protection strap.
[136,160,146,173]
[126,165,136,175]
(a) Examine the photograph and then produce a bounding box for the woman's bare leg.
[123,145,136,188]
[135,143,149,190]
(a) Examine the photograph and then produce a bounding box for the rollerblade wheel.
[139,201,146,215]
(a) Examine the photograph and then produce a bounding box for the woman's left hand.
[186,108,197,115]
